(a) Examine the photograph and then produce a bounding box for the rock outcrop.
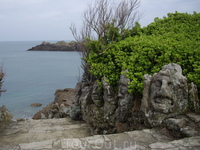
[141,63,189,127]
[27,41,81,52]
[32,88,75,119]
[0,105,13,124]
[71,63,200,138]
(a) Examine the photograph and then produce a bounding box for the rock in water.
[31,103,42,107]
[27,41,80,52]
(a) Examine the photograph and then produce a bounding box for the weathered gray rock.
[164,118,187,138]
[91,81,104,107]
[102,77,117,121]
[70,105,82,120]
[188,82,200,113]
[115,74,133,123]
[187,113,200,123]
[72,73,136,134]
[72,63,200,137]
[141,63,189,127]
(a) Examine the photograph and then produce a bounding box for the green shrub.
[85,12,200,95]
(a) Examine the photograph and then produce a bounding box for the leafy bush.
[85,12,200,95]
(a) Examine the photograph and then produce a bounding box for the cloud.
[0,0,199,41]
[0,15,5,19]
[34,11,63,20]
[139,0,200,26]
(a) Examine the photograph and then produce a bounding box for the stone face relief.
[150,74,173,113]
[103,77,117,119]
[103,77,116,104]
[91,81,103,107]
[117,74,132,107]
[72,63,199,135]
[115,73,133,122]
[141,63,189,126]
[150,63,188,113]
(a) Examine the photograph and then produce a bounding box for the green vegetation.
[84,12,200,95]
[54,41,67,46]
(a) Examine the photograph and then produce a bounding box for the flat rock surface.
[0,118,200,150]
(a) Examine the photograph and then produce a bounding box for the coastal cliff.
[27,41,81,52]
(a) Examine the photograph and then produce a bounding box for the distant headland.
[27,41,81,52]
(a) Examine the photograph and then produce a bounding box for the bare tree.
[71,0,140,41]
[70,0,141,83]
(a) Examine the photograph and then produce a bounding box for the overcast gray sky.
[0,0,199,41]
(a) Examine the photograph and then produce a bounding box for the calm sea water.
[0,41,81,119]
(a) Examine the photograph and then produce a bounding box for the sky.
[0,0,199,41]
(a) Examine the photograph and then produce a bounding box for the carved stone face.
[103,78,116,105]
[117,74,131,107]
[150,74,173,113]
[149,64,188,114]
[91,81,103,107]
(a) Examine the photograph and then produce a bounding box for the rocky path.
[0,118,200,150]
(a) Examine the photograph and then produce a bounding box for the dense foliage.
[85,12,200,95]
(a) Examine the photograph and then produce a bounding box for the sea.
[0,41,82,119]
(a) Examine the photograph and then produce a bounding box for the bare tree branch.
[0,63,6,96]
[70,0,141,83]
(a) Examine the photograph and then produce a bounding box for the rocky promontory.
[27,41,81,52]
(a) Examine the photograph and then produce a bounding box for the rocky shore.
[32,88,75,120]
[27,41,81,52]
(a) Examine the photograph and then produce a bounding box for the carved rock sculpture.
[72,74,134,134]
[103,77,117,121]
[141,63,198,127]
[71,63,200,136]
[115,74,133,122]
